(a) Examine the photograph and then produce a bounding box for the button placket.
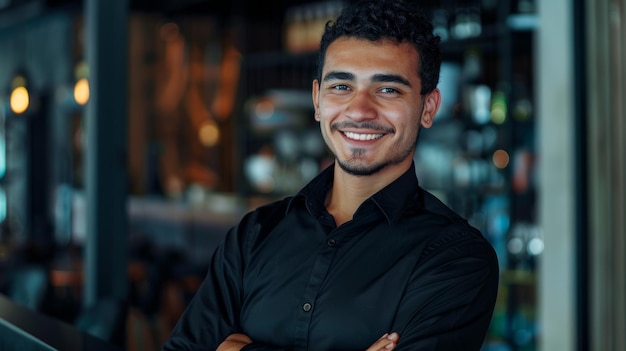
[294,227,341,347]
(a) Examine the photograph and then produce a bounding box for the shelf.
[501,269,536,285]
[241,51,318,70]
[440,23,503,58]
[507,13,538,31]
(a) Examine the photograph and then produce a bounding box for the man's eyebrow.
[323,71,355,82]
[372,74,412,88]
[322,71,412,88]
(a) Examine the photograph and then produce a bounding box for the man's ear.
[312,79,320,121]
[420,88,441,128]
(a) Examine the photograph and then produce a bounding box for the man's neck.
[325,162,410,226]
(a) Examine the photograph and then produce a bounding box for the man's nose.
[345,91,377,121]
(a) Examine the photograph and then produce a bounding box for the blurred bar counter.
[125,193,249,267]
[0,294,121,351]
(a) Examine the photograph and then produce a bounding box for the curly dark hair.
[317,0,441,94]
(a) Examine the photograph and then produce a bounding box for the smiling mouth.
[343,131,385,141]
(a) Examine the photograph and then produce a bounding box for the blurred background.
[0,0,624,350]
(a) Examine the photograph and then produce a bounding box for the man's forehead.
[322,38,420,72]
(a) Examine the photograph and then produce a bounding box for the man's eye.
[380,87,399,94]
[331,84,350,91]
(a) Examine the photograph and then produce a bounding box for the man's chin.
[337,160,386,177]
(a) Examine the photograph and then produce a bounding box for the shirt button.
[327,239,336,247]
[302,302,312,312]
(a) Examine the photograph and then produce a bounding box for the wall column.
[537,0,577,349]
[587,0,626,350]
[84,0,129,306]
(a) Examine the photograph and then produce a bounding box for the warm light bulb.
[74,78,90,105]
[492,149,510,169]
[199,121,220,147]
[9,86,29,114]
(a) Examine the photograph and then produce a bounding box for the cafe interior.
[0,0,624,350]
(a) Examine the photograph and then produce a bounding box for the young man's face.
[312,37,441,177]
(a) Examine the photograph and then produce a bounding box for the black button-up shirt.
[163,163,499,351]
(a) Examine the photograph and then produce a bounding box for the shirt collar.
[286,164,333,218]
[287,162,423,224]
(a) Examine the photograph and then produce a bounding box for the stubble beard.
[336,137,418,176]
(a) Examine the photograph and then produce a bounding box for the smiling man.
[162,1,499,351]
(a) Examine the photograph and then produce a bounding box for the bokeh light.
[492,149,510,169]
[9,86,29,114]
[199,120,220,147]
[74,78,90,105]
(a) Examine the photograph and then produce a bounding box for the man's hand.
[215,332,398,351]
[366,332,399,351]
[216,333,252,351]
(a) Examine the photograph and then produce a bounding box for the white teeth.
[344,131,384,141]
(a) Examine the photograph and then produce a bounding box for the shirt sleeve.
[161,213,252,351]
[392,229,500,351]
